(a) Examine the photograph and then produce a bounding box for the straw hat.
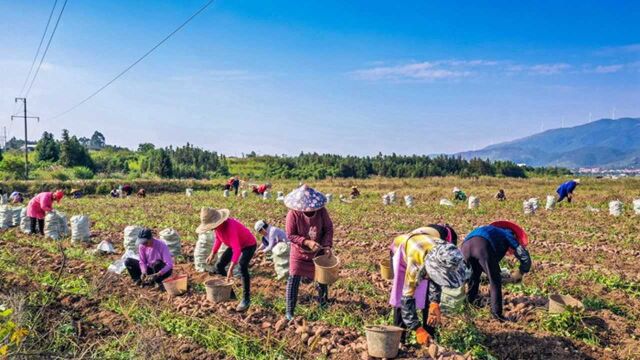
[573,178,581,184]
[196,207,230,234]
[284,184,327,212]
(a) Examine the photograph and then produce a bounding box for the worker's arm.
[319,209,334,249]
[158,245,174,275]
[400,259,421,330]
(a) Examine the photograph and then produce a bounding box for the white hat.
[452,187,461,193]
[254,220,267,232]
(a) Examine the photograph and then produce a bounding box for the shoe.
[285,312,294,321]
[236,300,250,312]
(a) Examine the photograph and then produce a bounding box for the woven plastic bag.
[186,188,193,197]
[0,206,12,229]
[159,228,182,257]
[263,191,272,200]
[223,189,230,198]
[545,195,556,210]
[633,199,640,216]
[609,201,623,217]
[272,242,290,280]
[44,210,69,240]
[194,231,215,272]
[382,194,391,206]
[523,200,535,215]
[70,215,91,243]
[20,208,31,233]
[404,195,414,208]
[439,199,454,207]
[11,207,23,227]
[123,225,143,253]
[468,196,480,209]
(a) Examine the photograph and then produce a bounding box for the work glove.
[400,296,420,330]
[416,327,431,345]
[426,302,442,327]
[510,269,523,283]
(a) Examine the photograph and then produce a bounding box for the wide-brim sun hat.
[424,241,470,288]
[573,178,581,184]
[490,220,528,248]
[284,184,327,212]
[196,207,230,234]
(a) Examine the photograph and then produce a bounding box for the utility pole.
[11,98,39,180]
[0,126,6,150]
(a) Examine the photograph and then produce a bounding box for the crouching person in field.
[125,228,174,291]
[27,190,64,235]
[461,220,531,322]
[390,225,468,345]
[254,220,289,254]
[199,208,257,312]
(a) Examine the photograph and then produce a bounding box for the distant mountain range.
[455,118,640,168]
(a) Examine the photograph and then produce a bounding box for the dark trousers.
[286,275,329,316]
[461,236,503,317]
[29,217,45,235]
[124,258,172,285]
[215,245,256,303]
[233,185,239,195]
[392,297,436,340]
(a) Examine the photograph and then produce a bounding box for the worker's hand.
[426,303,442,327]
[510,269,523,283]
[206,253,216,265]
[227,263,236,279]
[415,327,431,345]
[140,274,148,282]
[148,274,158,283]
[303,240,321,252]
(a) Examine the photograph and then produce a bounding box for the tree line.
[0,130,570,180]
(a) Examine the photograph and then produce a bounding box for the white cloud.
[593,64,624,74]
[595,43,640,56]
[527,63,572,75]
[350,59,498,81]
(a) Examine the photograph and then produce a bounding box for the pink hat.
[491,220,528,255]
[284,185,327,212]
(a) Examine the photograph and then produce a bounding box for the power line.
[51,0,216,120]
[18,0,59,96]
[24,0,69,97]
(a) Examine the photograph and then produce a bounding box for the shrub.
[72,167,94,179]
[50,170,70,181]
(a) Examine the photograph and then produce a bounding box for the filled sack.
[70,215,91,243]
[20,208,31,234]
[545,195,556,210]
[123,225,143,253]
[633,199,640,216]
[11,207,23,227]
[0,206,13,229]
[468,196,480,209]
[609,200,623,217]
[272,242,290,280]
[194,231,215,272]
[159,228,182,257]
[404,195,414,208]
[44,210,69,240]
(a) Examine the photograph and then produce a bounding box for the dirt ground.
[0,177,638,359]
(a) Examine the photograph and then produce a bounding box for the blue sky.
[1,0,639,155]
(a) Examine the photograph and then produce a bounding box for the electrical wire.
[51,0,216,120]
[18,0,59,97]
[24,0,69,97]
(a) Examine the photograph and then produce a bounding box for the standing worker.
[26,190,64,235]
[556,179,580,203]
[232,176,241,196]
[124,228,174,291]
[389,225,468,345]
[461,220,531,321]
[284,185,334,321]
[199,208,257,312]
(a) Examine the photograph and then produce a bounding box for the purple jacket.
[138,239,174,275]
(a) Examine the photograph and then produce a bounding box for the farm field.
[1,177,639,359]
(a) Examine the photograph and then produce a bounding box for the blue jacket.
[464,225,531,273]
[556,180,577,200]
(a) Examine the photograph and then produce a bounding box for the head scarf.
[424,241,470,288]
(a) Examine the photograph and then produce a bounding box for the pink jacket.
[26,192,54,219]
[212,218,257,263]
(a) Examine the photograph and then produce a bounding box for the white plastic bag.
[439,199,454,207]
[20,208,31,233]
[97,240,115,254]
[633,199,640,216]
[404,195,414,207]
[70,215,91,243]
[523,200,535,215]
[272,242,290,280]
[186,188,193,197]
[194,231,215,272]
[468,196,480,209]
[263,191,272,200]
[325,194,333,203]
[44,211,68,240]
[11,207,22,227]
[388,192,397,203]
[0,206,12,229]
[123,225,143,253]
[545,195,556,210]
[223,189,230,198]
[241,190,248,198]
[159,228,182,257]
[609,200,623,217]
[108,249,138,274]
[382,194,391,206]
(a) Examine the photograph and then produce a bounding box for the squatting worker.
[254,220,289,254]
[350,186,360,199]
[461,220,531,321]
[199,208,257,312]
[284,185,333,321]
[556,179,580,203]
[26,190,64,235]
[389,225,468,345]
[252,183,272,196]
[124,228,174,290]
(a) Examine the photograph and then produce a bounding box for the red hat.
[53,190,65,202]
[490,220,528,255]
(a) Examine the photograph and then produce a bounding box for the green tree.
[35,131,60,162]
[89,131,106,149]
[137,143,155,153]
[60,129,95,169]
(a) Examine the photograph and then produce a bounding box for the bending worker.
[26,190,64,235]
[461,220,531,321]
[389,225,469,345]
[254,220,288,254]
[556,179,580,203]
